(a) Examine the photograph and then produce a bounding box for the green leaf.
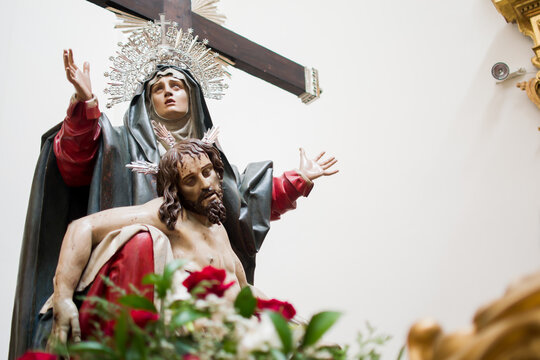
[366,321,374,332]
[142,273,161,286]
[317,344,349,360]
[190,279,214,297]
[267,311,293,354]
[170,308,206,327]
[100,275,127,297]
[234,286,257,318]
[142,273,167,299]
[128,329,147,360]
[173,339,197,355]
[270,349,287,360]
[114,311,129,357]
[162,259,188,285]
[169,299,189,310]
[223,338,237,353]
[396,344,406,360]
[118,294,157,312]
[130,326,148,359]
[301,311,341,348]
[81,295,121,316]
[143,259,187,299]
[127,283,146,297]
[68,341,116,357]
[125,347,143,360]
[356,323,392,360]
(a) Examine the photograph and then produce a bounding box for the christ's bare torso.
[114,197,247,295]
[165,205,246,295]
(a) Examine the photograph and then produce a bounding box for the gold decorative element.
[492,0,540,67]
[517,80,528,90]
[516,76,540,113]
[491,1,540,115]
[408,270,540,360]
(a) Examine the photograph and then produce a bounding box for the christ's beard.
[183,187,226,225]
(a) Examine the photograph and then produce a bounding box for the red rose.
[183,355,200,360]
[17,351,57,360]
[130,309,159,328]
[257,298,296,320]
[182,266,235,299]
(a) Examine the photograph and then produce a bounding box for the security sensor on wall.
[491,62,526,82]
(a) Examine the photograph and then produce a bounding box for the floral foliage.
[256,298,296,320]
[130,309,159,328]
[46,261,391,360]
[182,266,235,299]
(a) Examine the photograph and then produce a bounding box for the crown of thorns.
[126,125,220,175]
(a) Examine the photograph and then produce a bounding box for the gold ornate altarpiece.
[492,0,540,109]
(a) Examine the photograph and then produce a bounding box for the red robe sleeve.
[53,96,102,187]
[271,170,313,221]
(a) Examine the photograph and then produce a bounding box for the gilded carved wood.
[493,0,540,110]
[408,271,540,360]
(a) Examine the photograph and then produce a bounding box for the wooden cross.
[86,0,321,104]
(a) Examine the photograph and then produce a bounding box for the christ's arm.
[50,198,163,346]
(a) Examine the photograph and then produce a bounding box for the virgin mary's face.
[150,75,189,120]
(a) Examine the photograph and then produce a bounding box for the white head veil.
[145,68,201,151]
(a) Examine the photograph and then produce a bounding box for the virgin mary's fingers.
[63,50,69,69]
[319,156,336,166]
[68,49,78,70]
[313,151,325,162]
[324,169,339,176]
[322,159,338,169]
[83,61,90,75]
[67,68,78,82]
[65,67,75,82]
[299,148,309,164]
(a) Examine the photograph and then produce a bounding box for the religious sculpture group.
[9,18,337,359]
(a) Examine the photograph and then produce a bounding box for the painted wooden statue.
[10,19,337,358]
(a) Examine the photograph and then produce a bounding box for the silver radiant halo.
[104,16,228,108]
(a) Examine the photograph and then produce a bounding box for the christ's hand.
[298,148,339,181]
[48,297,81,349]
[63,49,93,102]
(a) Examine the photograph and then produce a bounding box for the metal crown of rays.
[104,11,229,109]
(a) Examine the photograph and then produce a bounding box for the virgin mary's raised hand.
[63,48,93,102]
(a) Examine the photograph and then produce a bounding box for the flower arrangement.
[20,260,393,360]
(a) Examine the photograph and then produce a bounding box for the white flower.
[194,293,235,323]
[292,323,305,346]
[168,270,191,302]
[236,313,281,359]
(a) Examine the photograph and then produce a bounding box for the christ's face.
[178,153,222,210]
[150,75,189,120]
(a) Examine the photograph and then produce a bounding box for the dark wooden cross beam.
[86,0,321,104]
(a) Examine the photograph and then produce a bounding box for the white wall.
[2,0,540,357]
